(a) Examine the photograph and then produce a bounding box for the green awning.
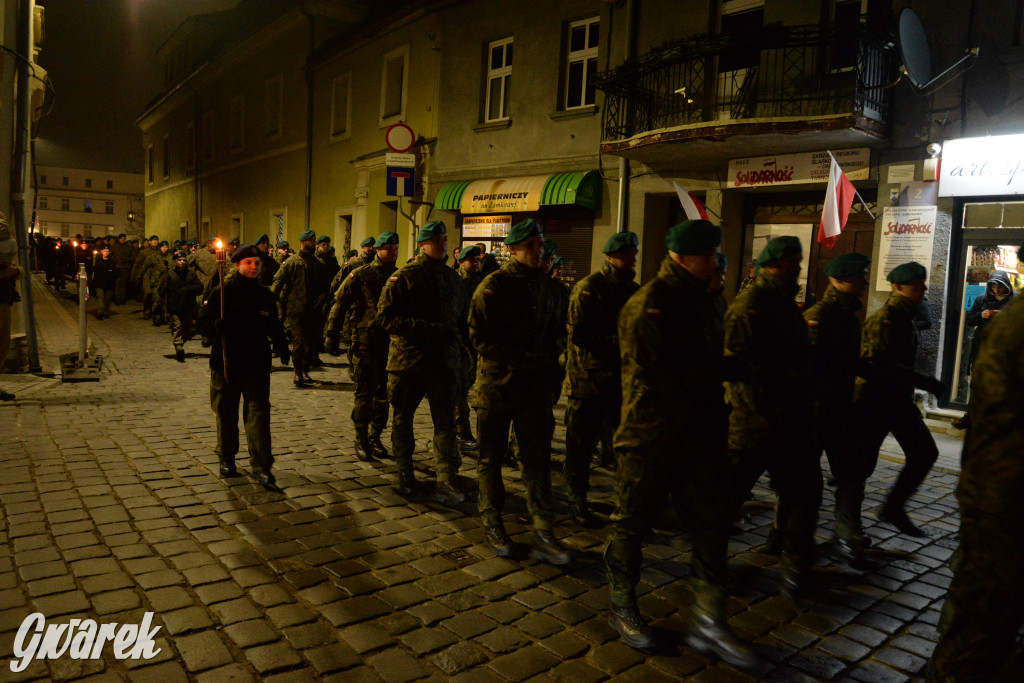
[435,171,601,214]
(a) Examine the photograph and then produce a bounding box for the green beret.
[552,256,565,267]
[887,261,927,283]
[148,234,159,241]
[299,229,316,241]
[825,252,871,279]
[504,218,543,246]
[666,219,722,255]
[316,235,331,244]
[756,236,803,265]
[416,221,447,242]
[255,233,269,245]
[541,238,558,259]
[715,253,728,270]
[458,245,482,261]
[277,241,289,249]
[346,249,358,258]
[186,238,197,245]
[207,234,218,242]
[375,232,399,248]
[228,237,240,245]
[360,237,375,248]
[603,231,639,254]
[158,241,168,247]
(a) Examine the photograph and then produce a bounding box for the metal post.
[77,263,87,362]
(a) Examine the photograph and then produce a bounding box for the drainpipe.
[184,82,201,239]
[12,0,41,372]
[614,0,636,233]
[302,9,315,231]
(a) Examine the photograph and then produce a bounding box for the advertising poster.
[875,205,937,291]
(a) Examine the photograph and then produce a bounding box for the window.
[106,179,113,190]
[831,0,866,71]
[84,225,92,238]
[104,201,114,215]
[202,111,214,161]
[186,123,196,170]
[62,176,69,186]
[60,224,69,238]
[265,75,283,138]
[146,144,154,183]
[379,45,409,125]
[40,175,47,184]
[229,96,244,151]
[331,73,352,140]
[85,178,92,188]
[84,200,92,213]
[162,134,170,179]
[485,38,513,121]
[61,198,69,211]
[270,208,287,245]
[39,196,47,209]
[565,17,599,109]
[719,1,764,73]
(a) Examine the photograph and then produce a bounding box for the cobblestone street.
[1,275,964,682]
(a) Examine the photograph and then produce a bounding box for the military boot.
[219,459,239,478]
[568,500,592,527]
[435,477,467,504]
[369,433,389,459]
[397,470,418,497]
[530,530,572,565]
[880,500,925,537]
[485,525,514,557]
[684,612,758,670]
[175,348,185,363]
[354,433,375,462]
[608,605,656,651]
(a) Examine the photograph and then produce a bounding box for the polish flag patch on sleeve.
[645,308,661,318]
[807,320,819,327]
[349,273,355,279]
[483,289,494,297]
[389,276,399,282]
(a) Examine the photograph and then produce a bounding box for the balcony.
[593,23,899,172]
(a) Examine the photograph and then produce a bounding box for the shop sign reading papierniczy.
[939,134,1024,196]
[460,176,550,213]
[875,205,937,291]
[727,148,870,188]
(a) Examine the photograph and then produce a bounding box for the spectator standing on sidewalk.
[0,221,22,401]
[198,245,289,491]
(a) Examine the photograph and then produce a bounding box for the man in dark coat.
[198,245,289,491]
[255,233,279,286]
[159,251,204,362]
[91,245,119,320]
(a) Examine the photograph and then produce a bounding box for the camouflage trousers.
[284,314,319,374]
[858,399,938,509]
[210,369,273,473]
[563,392,620,503]
[388,370,460,479]
[169,310,195,351]
[476,401,555,532]
[148,287,165,322]
[731,416,822,572]
[931,505,1024,682]
[455,352,476,438]
[605,445,732,614]
[351,344,389,437]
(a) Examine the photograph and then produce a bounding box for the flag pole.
[826,150,876,220]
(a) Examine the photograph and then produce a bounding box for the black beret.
[173,251,187,259]
[825,252,871,278]
[666,220,722,255]
[230,245,260,263]
[887,261,927,283]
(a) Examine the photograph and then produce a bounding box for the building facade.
[34,165,144,239]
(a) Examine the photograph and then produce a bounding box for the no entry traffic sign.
[385,123,415,153]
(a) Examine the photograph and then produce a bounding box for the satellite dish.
[897,8,979,93]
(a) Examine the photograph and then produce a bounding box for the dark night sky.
[35,0,238,174]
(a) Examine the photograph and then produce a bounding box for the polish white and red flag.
[673,182,709,221]
[818,157,856,248]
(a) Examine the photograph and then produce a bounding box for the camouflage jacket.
[333,252,375,294]
[563,260,639,400]
[378,252,468,373]
[109,241,133,269]
[325,256,395,349]
[130,246,153,283]
[803,284,862,407]
[316,250,340,289]
[468,258,564,408]
[141,250,172,289]
[724,269,812,424]
[270,249,326,320]
[615,257,726,453]
[855,292,934,404]
[188,248,218,288]
[956,294,1024,518]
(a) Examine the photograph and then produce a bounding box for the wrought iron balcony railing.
[593,23,899,141]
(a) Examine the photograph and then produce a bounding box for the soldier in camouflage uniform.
[143,241,173,325]
[188,235,219,291]
[324,232,399,462]
[563,232,640,526]
[469,218,571,565]
[271,229,327,387]
[332,237,377,371]
[930,292,1024,682]
[605,220,754,667]
[313,235,339,362]
[159,251,203,362]
[131,235,159,314]
[454,245,483,450]
[855,262,944,537]
[725,236,820,598]
[377,222,469,502]
[803,252,872,566]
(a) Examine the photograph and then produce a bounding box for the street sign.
[386,152,415,168]
[385,123,415,153]
[386,166,416,197]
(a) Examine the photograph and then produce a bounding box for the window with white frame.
[39,196,47,209]
[105,201,114,214]
[162,134,170,179]
[202,111,214,161]
[331,72,352,140]
[84,200,92,213]
[61,198,69,211]
[147,144,154,183]
[380,45,409,125]
[265,75,283,137]
[485,38,513,121]
[565,17,599,109]
[186,123,196,170]
[229,96,244,151]
[61,224,69,238]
